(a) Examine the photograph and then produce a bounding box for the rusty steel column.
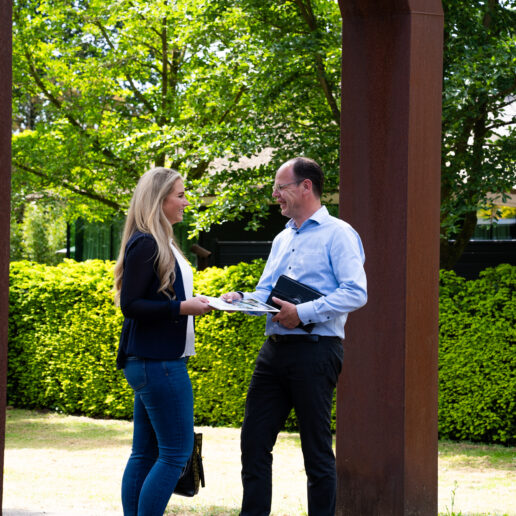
[0,0,12,510]
[336,1,443,514]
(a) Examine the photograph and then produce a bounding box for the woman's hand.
[180,297,212,315]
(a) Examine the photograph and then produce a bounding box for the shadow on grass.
[5,407,132,450]
[166,507,240,516]
[438,439,516,471]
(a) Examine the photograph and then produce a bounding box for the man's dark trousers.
[240,334,343,516]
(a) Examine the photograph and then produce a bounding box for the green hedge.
[188,260,269,427]
[7,260,516,443]
[438,264,516,444]
[8,260,132,418]
[7,259,276,425]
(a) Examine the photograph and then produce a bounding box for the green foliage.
[12,0,342,235]
[440,0,516,267]
[11,0,516,266]
[8,259,132,418]
[189,260,268,427]
[10,202,67,264]
[439,264,516,444]
[9,220,24,262]
[6,258,300,430]
[8,260,516,443]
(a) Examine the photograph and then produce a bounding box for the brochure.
[198,295,279,312]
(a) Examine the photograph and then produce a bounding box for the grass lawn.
[3,408,516,515]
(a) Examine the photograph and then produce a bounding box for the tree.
[10,201,67,264]
[440,0,516,268]
[12,0,342,236]
[13,0,516,267]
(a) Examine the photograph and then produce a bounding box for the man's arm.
[295,225,367,325]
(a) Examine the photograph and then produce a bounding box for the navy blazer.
[116,231,188,368]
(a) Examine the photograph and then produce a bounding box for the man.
[222,157,367,516]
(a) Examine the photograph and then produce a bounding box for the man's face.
[272,164,303,219]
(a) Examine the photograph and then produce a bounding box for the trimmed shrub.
[438,264,516,444]
[8,259,516,443]
[188,260,268,427]
[8,260,132,418]
[7,259,277,425]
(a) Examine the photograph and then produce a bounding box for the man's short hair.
[289,157,324,198]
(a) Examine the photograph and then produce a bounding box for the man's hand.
[220,292,243,303]
[220,292,243,313]
[271,297,300,329]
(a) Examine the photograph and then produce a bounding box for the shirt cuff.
[295,301,316,326]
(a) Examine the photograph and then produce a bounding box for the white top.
[171,243,195,357]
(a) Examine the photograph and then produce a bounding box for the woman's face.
[162,179,190,225]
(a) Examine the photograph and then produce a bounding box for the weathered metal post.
[0,0,12,511]
[337,1,443,514]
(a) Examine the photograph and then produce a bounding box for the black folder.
[266,275,323,333]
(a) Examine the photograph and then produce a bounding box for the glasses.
[272,179,303,194]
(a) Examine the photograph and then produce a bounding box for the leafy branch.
[14,162,123,211]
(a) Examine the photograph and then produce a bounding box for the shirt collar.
[286,205,329,230]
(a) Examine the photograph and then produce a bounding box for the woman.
[114,167,211,516]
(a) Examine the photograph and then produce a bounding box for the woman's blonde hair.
[114,167,183,303]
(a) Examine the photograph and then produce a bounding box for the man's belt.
[268,334,341,344]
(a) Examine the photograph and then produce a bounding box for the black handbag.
[174,432,205,497]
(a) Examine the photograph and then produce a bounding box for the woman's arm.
[120,235,181,321]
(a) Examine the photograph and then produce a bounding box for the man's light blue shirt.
[243,206,367,339]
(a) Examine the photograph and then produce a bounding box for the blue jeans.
[121,357,194,516]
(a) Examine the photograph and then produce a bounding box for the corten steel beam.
[336,1,443,514]
[0,0,12,510]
